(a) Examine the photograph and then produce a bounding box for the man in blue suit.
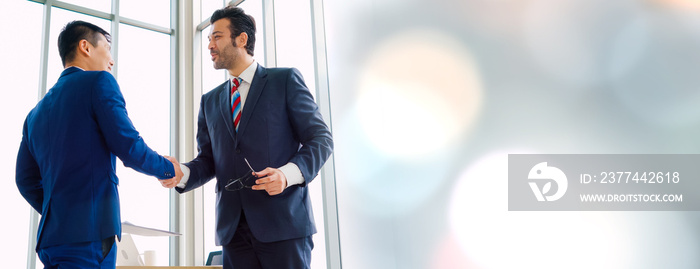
[15,21,183,268]
[174,6,333,269]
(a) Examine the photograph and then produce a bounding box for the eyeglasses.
[225,158,258,191]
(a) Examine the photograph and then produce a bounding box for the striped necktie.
[231,78,242,131]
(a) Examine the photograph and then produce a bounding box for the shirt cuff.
[279,162,304,189]
[176,164,190,189]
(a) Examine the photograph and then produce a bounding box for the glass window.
[0,2,43,268]
[274,0,316,97]
[120,0,171,28]
[17,1,176,267]
[46,8,111,90]
[116,23,172,266]
[60,0,111,13]
[201,0,224,22]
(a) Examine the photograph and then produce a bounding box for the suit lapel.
[236,65,267,145]
[218,80,236,142]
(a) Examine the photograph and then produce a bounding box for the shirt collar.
[65,66,85,71]
[232,61,257,85]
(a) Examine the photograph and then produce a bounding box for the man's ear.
[77,39,91,57]
[236,32,248,49]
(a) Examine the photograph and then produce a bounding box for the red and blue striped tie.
[231,78,242,132]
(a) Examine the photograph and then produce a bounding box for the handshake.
[159,156,184,188]
[155,155,290,195]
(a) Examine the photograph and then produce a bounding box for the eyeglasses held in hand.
[225,158,258,191]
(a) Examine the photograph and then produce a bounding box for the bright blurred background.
[325,0,700,268]
[3,0,700,268]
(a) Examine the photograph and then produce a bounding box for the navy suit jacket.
[177,65,333,245]
[16,67,175,250]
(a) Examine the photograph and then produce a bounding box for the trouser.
[222,212,313,269]
[38,236,117,269]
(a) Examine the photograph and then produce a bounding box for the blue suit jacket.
[178,65,333,244]
[16,67,175,250]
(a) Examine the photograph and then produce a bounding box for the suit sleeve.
[177,97,216,193]
[285,68,334,185]
[16,119,43,213]
[92,72,175,179]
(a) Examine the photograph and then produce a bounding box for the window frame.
[27,0,178,268]
[26,0,340,268]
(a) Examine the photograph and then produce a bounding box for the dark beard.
[212,40,238,70]
[213,58,231,70]
[213,52,237,70]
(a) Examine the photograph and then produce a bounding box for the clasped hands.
[158,156,288,195]
[160,156,183,189]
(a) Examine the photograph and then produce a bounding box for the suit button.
[236,149,241,154]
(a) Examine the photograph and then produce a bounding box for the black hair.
[210,6,256,56]
[57,20,111,67]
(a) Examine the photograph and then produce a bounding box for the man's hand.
[251,167,287,196]
[160,156,183,188]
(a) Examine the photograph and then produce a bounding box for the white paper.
[121,221,181,236]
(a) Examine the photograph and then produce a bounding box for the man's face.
[208,18,240,70]
[88,34,114,72]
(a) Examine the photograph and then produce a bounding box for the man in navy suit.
[15,21,183,269]
[174,6,333,269]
